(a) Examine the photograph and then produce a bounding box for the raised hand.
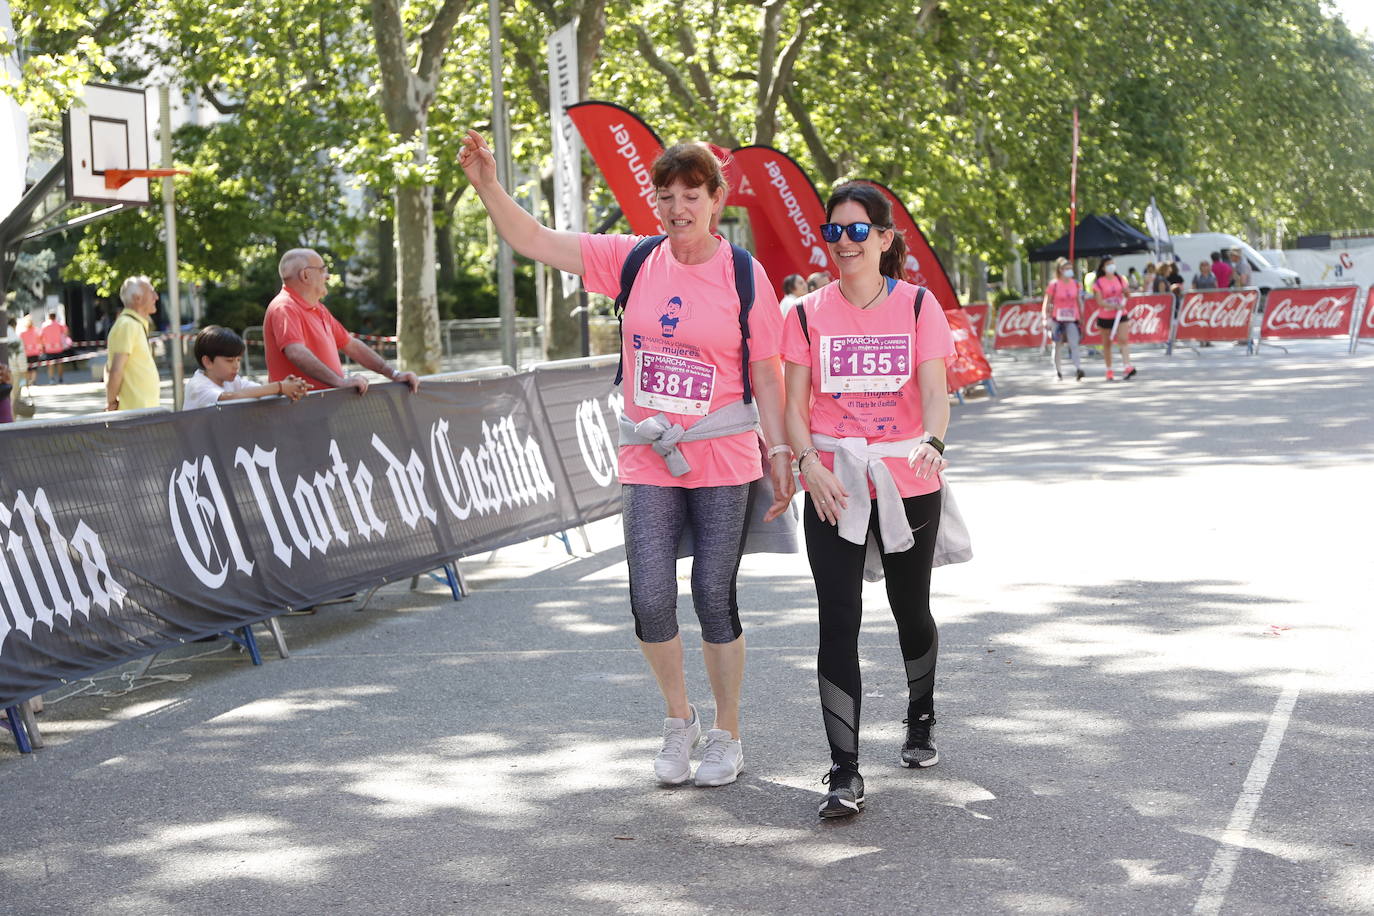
[458,129,499,189]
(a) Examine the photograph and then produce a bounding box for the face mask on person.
[1061,269,1073,279]
[1104,264,1117,275]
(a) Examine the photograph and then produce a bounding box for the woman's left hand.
[763,452,797,522]
[907,442,948,480]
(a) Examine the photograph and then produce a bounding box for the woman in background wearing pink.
[1040,256,1085,381]
[460,129,793,790]
[18,315,41,387]
[39,311,71,384]
[783,182,955,818]
[1093,255,1136,380]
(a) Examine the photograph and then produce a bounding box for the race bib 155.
[820,333,912,393]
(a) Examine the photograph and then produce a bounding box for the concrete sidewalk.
[2,341,1371,915]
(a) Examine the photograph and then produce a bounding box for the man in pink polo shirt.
[263,248,419,394]
[39,311,72,384]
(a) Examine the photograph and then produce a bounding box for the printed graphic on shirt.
[658,295,692,338]
[819,333,912,393]
[634,350,716,415]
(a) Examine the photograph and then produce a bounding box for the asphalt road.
[2,339,1371,915]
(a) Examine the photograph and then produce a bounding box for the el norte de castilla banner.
[0,364,623,708]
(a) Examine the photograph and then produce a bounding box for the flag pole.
[1069,106,1079,267]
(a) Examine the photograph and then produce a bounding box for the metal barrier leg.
[553,530,574,556]
[576,525,593,554]
[442,563,463,602]
[409,575,420,590]
[954,389,966,404]
[223,625,264,666]
[452,561,469,597]
[18,700,42,749]
[3,706,33,753]
[265,617,290,659]
[982,378,999,398]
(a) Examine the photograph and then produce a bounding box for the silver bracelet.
[767,444,794,459]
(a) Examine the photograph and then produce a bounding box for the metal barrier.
[242,319,543,374]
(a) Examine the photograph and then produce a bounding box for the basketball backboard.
[62,82,152,206]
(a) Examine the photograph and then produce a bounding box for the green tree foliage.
[12,0,1374,323]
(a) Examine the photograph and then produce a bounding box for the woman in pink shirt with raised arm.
[782,182,955,818]
[1040,257,1085,381]
[460,129,793,791]
[1093,255,1136,380]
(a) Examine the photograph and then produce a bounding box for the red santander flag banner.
[861,180,961,312]
[992,300,1045,349]
[724,159,793,296]
[730,146,837,282]
[963,303,990,339]
[1174,289,1260,342]
[944,308,993,392]
[1081,294,1173,345]
[1259,286,1359,340]
[1363,287,1374,339]
[566,101,664,236]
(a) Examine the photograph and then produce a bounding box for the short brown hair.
[651,142,728,195]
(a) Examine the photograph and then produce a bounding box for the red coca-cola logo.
[1130,304,1167,336]
[995,305,1042,337]
[1365,294,1374,334]
[1266,294,1351,331]
[1178,292,1256,328]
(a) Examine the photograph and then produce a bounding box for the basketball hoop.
[104,168,189,190]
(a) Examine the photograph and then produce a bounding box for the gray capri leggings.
[622,482,753,644]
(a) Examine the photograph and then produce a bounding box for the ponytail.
[881,229,907,282]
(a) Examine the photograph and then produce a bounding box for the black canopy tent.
[1029,213,1156,262]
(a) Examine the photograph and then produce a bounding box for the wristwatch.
[919,434,945,455]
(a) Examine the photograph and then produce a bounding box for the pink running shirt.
[580,233,782,488]
[1046,280,1081,321]
[40,319,70,353]
[1094,274,1130,317]
[781,280,956,498]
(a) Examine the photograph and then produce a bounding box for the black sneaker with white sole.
[900,714,938,768]
[818,765,865,817]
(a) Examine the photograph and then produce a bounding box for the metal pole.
[159,85,184,410]
[488,0,517,369]
[530,176,547,360]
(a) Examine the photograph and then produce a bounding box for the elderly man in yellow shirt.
[105,276,162,411]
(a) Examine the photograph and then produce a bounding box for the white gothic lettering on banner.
[431,414,557,521]
[169,456,255,589]
[371,435,439,530]
[575,391,622,487]
[0,487,127,655]
[229,440,386,571]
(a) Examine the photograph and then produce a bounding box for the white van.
[1114,233,1302,292]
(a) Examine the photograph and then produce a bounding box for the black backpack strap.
[796,300,810,344]
[730,243,756,404]
[914,285,926,322]
[612,235,668,388]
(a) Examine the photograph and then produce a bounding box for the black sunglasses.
[820,222,889,243]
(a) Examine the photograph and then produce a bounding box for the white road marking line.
[1193,669,1306,916]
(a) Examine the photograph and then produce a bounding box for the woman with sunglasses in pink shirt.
[782,183,956,817]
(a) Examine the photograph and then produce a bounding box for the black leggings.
[804,489,941,769]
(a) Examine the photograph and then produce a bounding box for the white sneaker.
[693,729,743,787]
[654,705,700,785]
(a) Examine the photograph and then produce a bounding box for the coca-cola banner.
[992,300,1045,350]
[944,308,994,392]
[1363,287,1374,339]
[1174,289,1261,343]
[964,304,991,340]
[0,367,628,709]
[863,180,961,311]
[730,146,837,283]
[567,101,664,235]
[1259,285,1359,340]
[1081,294,1173,346]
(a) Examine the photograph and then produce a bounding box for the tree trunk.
[435,199,456,293]
[377,213,395,310]
[395,182,441,371]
